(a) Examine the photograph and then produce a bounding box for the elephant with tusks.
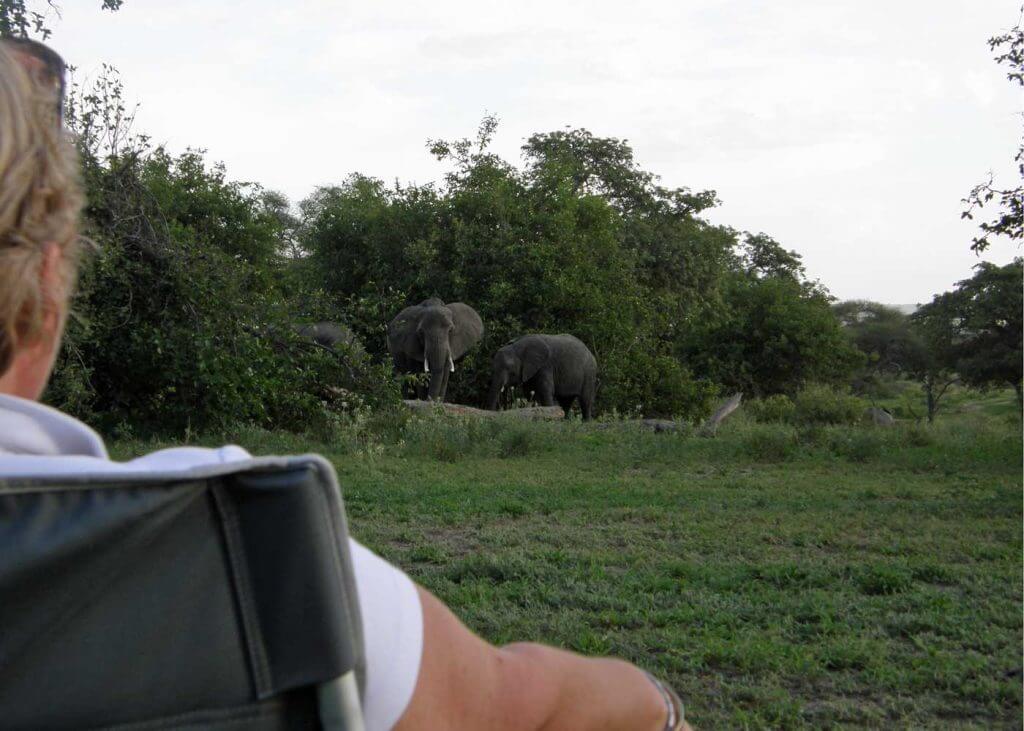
[487,334,597,420]
[387,298,484,401]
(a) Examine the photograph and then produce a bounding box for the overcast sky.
[50,1,1021,303]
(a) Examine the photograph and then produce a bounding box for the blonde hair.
[0,44,84,375]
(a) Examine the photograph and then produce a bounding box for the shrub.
[499,427,539,458]
[796,424,829,448]
[830,430,886,462]
[792,384,866,425]
[898,423,934,448]
[740,424,799,462]
[49,145,400,436]
[746,394,796,423]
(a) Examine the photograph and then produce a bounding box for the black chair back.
[0,455,365,730]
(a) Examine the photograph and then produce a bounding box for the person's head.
[0,39,83,400]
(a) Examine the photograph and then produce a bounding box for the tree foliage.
[0,0,121,39]
[684,270,863,398]
[913,260,1023,404]
[302,119,859,416]
[908,259,1023,419]
[946,259,1023,400]
[962,7,1023,253]
[834,301,929,389]
[48,69,397,435]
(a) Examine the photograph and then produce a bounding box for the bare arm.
[394,585,689,731]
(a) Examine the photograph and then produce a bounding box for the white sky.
[50,0,1022,303]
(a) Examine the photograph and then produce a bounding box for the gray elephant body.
[387,299,484,401]
[487,334,597,419]
[294,322,361,352]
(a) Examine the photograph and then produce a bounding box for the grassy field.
[113,408,1023,729]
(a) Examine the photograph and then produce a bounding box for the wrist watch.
[644,670,686,731]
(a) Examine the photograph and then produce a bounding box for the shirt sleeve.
[349,539,424,731]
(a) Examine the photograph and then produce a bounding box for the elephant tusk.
[423,358,429,372]
[448,354,455,372]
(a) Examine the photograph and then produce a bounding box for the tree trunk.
[925,379,936,423]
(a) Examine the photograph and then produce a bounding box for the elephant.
[387,298,484,401]
[294,322,362,353]
[486,334,597,420]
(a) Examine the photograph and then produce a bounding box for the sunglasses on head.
[1,36,67,125]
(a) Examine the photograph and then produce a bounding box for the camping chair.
[0,455,366,731]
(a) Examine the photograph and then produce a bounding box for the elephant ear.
[387,304,424,359]
[518,335,551,382]
[447,303,484,360]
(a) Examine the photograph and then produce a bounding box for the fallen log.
[700,393,743,436]
[402,400,565,420]
[640,419,684,433]
[865,406,895,426]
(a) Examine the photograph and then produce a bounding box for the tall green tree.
[685,238,862,397]
[919,260,1024,404]
[834,301,930,396]
[47,68,397,435]
[910,259,1023,419]
[685,273,863,397]
[303,120,724,418]
[908,295,964,422]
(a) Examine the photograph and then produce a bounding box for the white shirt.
[0,394,423,731]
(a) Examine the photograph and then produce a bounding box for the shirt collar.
[0,394,108,458]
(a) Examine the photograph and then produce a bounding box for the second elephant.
[487,334,597,420]
[387,298,484,401]
[294,322,363,354]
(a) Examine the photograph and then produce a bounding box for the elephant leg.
[536,372,557,407]
[580,382,595,421]
[557,396,575,418]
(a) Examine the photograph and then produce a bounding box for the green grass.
[111,411,1023,729]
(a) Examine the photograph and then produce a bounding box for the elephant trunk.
[486,371,508,411]
[425,335,449,401]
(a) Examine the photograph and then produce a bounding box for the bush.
[746,394,796,423]
[402,415,474,462]
[50,145,400,436]
[829,430,886,462]
[740,424,800,462]
[792,384,866,426]
[898,423,934,448]
[499,427,541,458]
[55,79,868,430]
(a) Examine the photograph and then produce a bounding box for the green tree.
[738,232,807,281]
[950,259,1023,404]
[47,69,398,435]
[685,273,863,397]
[834,301,930,398]
[962,8,1023,253]
[913,259,1024,412]
[908,295,962,422]
[1,0,121,39]
[303,119,721,418]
